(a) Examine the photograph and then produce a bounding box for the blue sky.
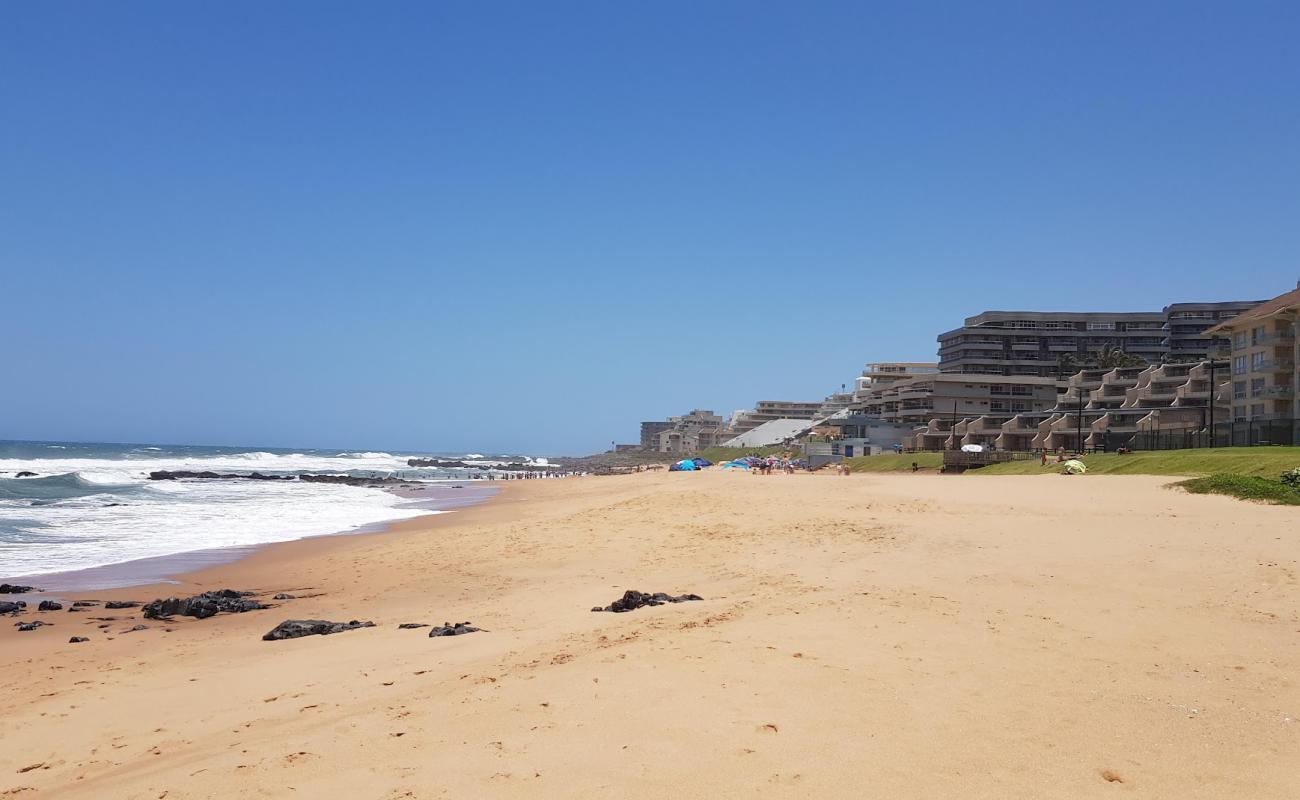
[2,1,1298,454]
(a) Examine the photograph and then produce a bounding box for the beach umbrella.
[721,461,750,470]
[1061,459,1087,474]
[691,458,713,467]
[675,459,697,471]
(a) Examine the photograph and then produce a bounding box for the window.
[1087,322,1116,331]
[1251,403,1265,418]
[1252,352,1266,370]
[1233,381,1246,399]
[1234,332,1247,349]
[1234,356,1246,374]
[1251,378,1265,397]
[1233,406,1247,422]
[1252,327,1265,345]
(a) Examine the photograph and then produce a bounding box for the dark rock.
[69,636,89,643]
[125,624,148,632]
[15,471,37,478]
[104,502,127,507]
[104,601,141,609]
[0,601,26,614]
[397,623,429,629]
[592,590,704,613]
[143,589,263,620]
[273,593,295,600]
[72,600,99,607]
[428,621,484,637]
[262,619,375,641]
[16,620,48,631]
[0,584,36,594]
[38,600,63,611]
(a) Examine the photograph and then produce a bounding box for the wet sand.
[0,471,1296,799]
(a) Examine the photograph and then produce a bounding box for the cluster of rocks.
[428,622,484,637]
[38,600,62,611]
[263,619,374,641]
[591,590,704,613]
[0,583,37,594]
[147,471,424,489]
[1,601,26,614]
[143,589,265,620]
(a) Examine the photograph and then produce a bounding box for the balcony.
[1258,385,1295,398]
[1256,359,1296,373]
[1252,331,1296,347]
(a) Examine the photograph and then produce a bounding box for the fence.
[1106,418,1297,451]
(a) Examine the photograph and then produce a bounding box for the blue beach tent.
[691,458,713,467]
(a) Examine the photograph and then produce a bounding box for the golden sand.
[1,471,1296,798]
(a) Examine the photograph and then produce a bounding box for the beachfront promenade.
[1,470,1296,798]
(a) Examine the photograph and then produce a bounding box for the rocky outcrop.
[69,636,89,643]
[16,620,48,631]
[262,619,374,641]
[406,458,552,472]
[428,622,484,637]
[0,584,36,594]
[37,601,63,611]
[149,471,292,481]
[0,601,26,614]
[591,590,703,613]
[15,471,37,478]
[397,623,429,629]
[273,593,295,600]
[104,601,141,609]
[147,471,422,488]
[143,589,264,620]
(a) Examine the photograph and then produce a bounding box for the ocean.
[0,440,539,582]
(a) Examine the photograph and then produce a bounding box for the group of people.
[753,455,799,475]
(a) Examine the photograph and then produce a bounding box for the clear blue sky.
[3,2,1297,454]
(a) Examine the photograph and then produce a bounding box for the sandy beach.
[1,470,1296,799]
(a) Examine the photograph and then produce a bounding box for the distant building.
[851,362,939,402]
[639,420,673,450]
[647,409,730,453]
[728,400,823,437]
[803,414,914,460]
[1162,301,1267,363]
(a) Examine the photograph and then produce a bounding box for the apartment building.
[937,311,1166,377]
[642,409,730,453]
[852,374,1057,449]
[1206,286,1300,432]
[937,302,1261,377]
[728,400,823,436]
[851,362,939,402]
[1162,301,1264,362]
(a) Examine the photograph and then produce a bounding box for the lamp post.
[1076,392,1084,455]
[1208,359,1217,448]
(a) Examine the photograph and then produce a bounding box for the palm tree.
[1094,342,1145,369]
[1055,353,1078,380]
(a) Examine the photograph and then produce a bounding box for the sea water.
[0,440,532,579]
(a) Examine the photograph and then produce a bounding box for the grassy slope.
[694,445,789,463]
[844,452,944,472]
[975,447,1300,477]
[1175,474,1300,506]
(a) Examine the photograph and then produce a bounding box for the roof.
[721,418,813,448]
[1205,286,1300,334]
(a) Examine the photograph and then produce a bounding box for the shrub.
[1282,468,1300,489]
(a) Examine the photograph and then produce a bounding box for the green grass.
[975,447,1300,477]
[1174,474,1300,505]
[840,447,1300,479]
[844,452,944,472]
[694,445,790,463]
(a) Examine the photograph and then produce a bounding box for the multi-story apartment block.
[641,409,730,453]
[937,311,1166,377]
[1162,301,1264,363]
[938,303,1261,378]
[728,400,823,436]
[852,374,1058,449]
[851,362,939,402]
[1206,286,1299,435]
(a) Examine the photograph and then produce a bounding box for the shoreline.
[2,480,505,598]
[2,471,1297,798]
